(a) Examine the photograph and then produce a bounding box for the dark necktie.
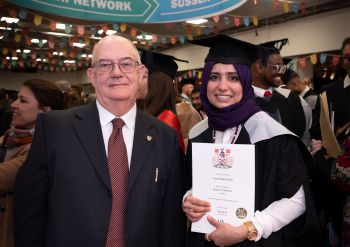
[106,118,128,247]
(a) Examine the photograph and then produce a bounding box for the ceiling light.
[81,54,87,58]
[0,27,12,30]
[17,49,32,54]
[1,17,19,23]
[90,36,102,40]
[185,19,208,25]
[6,56,10,60]
[97,29,117,35]
[42,31,74,37]
[88,54,92,58]
[12,57,18,60]
[31,39,47,44]
[56,23,66,30]
[64,60,76,64]
[36,58,46,62]
[73,42,86,48]
[137,34,152,40]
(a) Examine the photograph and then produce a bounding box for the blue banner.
[8,0,247,23]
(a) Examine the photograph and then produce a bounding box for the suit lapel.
[128,110,154,193]
[73,103,111,190]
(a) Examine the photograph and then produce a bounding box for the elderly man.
[13,35,186,247]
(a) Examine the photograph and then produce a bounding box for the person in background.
[183,34,320,247]
[308,37,350,246]
[138,49,186,152]
[13,35,186,247]
[313,37,350,142]
[66,85,85,108]
[251,39,312,147]
[282,69,318,110]
[0,89,13,136]
[179,78,195,104]
[0,79,64,247]
[190,87,207,120]
[54,80,71,93]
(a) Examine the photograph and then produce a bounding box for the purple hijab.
[200,61,261,131]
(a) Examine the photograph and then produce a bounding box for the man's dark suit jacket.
[13,102,186,247]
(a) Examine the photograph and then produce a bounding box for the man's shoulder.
[321,80,343,93]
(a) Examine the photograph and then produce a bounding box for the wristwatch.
[243,221,258,241]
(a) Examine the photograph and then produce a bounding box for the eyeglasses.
[267,64,287,74]
[93,58,139,73]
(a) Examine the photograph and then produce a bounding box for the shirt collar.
[300,86,310,98]
[344,74,350,88]
[252,85,273,98]
[96,100,137,131]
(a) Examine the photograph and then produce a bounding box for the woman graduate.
[182,35,320,247]
[138,49,187,152]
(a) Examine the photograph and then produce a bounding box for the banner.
[8,0,247,23]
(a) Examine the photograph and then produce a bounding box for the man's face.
[287,76,303,94]
[87,36,145,109]
[191,92,202,110]
[343,43,350,75]
[182,84,194,97]
[263,53,286,87]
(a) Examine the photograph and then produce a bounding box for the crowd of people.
[0,34,349,247]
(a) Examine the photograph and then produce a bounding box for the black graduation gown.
[311,79,350,139]
[255,89,306,139]
[185,112,321,247]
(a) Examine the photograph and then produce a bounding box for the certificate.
[191,143,255,234]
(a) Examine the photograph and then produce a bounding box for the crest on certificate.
[212,148,233,169]
[236,208,247,219]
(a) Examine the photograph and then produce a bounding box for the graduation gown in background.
[255,88,306,138]
[157,109,185,152]
[310,79,350,140]
[185,112,321,247]
[255,87,310,146]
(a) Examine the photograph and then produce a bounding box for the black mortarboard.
[179,78,196,88]
[259,38,289,51]
[255,38,289,63]
[189,34,257,65]
[283,57,293,65]
[138,48,188,79]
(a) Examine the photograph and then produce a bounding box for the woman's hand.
[182,194,211,222]
[205,216,248,247]
[308,139,323,156]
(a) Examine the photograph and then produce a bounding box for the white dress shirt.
[344,74,350,88]
[96,100,136,168]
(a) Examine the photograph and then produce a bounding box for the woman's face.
[207,63,243,109]
[11,86,43,129]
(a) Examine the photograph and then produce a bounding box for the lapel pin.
[146,135,152,142]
